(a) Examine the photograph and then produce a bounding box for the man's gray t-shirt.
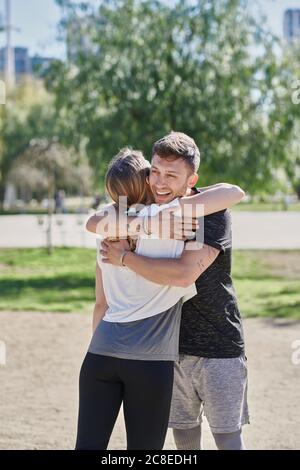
[88,299,183,362]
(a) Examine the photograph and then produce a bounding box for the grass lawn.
[232,201,300,211]
[0,248,96,313]
[1,201,300,216]
[233,251,300,319]
[0,248,299,318]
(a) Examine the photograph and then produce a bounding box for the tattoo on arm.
[197,259,206,272]
[195,245,219,275]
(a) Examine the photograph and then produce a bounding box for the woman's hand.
[100,239,131,266]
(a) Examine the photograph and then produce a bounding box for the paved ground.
[0,312,299,450]
[0,212,300,249]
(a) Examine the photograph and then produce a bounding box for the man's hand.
[148,207,199,240]
[100,239,131,266]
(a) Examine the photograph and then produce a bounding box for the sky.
[0,0,300,59]
[0,0,65,58]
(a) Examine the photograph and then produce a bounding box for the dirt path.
[0,312,299,450]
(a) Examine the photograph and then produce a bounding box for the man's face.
[149,154,198,205]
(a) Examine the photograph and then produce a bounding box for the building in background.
[283,9,300,41]
[14,46,31,75]
[31,55,55,77]
[0,46,54,80]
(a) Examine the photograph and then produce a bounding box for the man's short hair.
[152,131,200,173]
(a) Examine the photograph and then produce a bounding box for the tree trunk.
[0,184,5,210]
[47,170,55,255]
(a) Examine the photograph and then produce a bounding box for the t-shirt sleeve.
[202,209,232,254]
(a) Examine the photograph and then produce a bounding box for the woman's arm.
[179,183,245,218]
[92,263,108,334]
[86,203,144,239]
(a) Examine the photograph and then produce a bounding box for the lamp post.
[4,0,15,89]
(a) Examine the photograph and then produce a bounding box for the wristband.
[143,216,152,236]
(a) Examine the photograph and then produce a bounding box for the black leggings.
[75,352,174,450]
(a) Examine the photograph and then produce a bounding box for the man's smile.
[153,189,173,203]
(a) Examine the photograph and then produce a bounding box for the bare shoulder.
[96,202,117,214]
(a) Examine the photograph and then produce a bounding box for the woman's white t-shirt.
[96,198,197,323]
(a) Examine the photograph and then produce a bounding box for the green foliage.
[46,0,300,194]
[0,81,58,199]
[0,79,92,203]
[279,44,300,199]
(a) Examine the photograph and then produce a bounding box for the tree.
[8,138,91,253]
[0,80,56,203]
[0,79,93,206]
[45,0,300,195]
[276,43,300,199]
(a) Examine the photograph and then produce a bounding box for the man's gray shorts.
[168,354,250,434]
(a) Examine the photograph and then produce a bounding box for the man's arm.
[179,183,245,218]
[86,205,197,240]
[100,240,219,287]
[86,183,244,237]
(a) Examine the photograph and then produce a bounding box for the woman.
[75,148,244,450]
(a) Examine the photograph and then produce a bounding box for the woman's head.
[105,148,151,208]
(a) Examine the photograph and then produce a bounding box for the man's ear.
[187,173,199,188]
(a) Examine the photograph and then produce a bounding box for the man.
[86,132,249,450]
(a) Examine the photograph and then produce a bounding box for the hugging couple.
[75,131,249,450]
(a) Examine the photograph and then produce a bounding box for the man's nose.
[156,174,167,186]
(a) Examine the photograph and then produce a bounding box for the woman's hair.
[105,147,151,208]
